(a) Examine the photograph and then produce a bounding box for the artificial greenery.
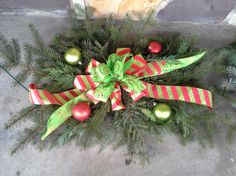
[0,6,236,165]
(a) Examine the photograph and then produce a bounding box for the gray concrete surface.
[0,15,236,176]
[0,0,69,10]
[157,0,236,23]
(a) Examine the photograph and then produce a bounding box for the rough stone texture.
[0,15,236,176]
[157,0,236,23]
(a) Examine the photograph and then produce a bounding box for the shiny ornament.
[148,41,162,54]
[72,102,91,121]
[152,103,172,122]
[64,48,82,65]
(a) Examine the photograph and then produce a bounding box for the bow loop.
[125,54,147,75]
[113,60,125,80]
[90,81,116,102]
[91,63,111,83]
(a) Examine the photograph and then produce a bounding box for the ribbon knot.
[86,52,146,104]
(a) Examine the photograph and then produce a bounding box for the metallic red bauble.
[72,102,91,121]
[148,41,162,54]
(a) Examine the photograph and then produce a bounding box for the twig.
[4,106,39,129]
[11,126,39,155]
[0,63,29,91]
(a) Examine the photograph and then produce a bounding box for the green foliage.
[5,105,56,154]
[207,45,236,109]
[11,126,40,155]
[57,125,80,145]
[0,5,236,165]
[42,61,81,91]
[4,106,39,129]
[0,29,46,86]
[0,33,21,69]
[140,108,157,122]
[174,108,194,138]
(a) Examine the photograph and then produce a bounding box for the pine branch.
[0,32,45,88]
[227,54,236,66]
[173,107,195,138]
[138,10,156,36]
[77,102,111,147]
[42,61,81,91]
[57,125,80,145]
[90,102,110,128]
[220,77,236,91]
[0,33,21,69]
[4,106,43,129]
[11,126,40,155]
[29,24,45,51]
[215,113,236,142]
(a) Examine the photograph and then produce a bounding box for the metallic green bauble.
[64,48,82,65]
[152,103,172,122]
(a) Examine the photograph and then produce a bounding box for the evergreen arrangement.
[0,6,235,165]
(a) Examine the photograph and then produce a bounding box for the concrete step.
[0,0,69,11]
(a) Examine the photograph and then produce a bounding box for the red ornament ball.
[72,102,91,121]
[148,41,162,54]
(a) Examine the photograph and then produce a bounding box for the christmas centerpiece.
[0,5,235,165]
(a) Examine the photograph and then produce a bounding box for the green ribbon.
[41,92,90,140]
[90,53,146,102]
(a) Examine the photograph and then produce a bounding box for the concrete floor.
[1,16,236,176]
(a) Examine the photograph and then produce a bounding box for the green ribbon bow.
[90,53,146,102]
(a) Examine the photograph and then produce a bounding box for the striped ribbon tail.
[74,75,99,91]
[29,83,81,105]
[135,83,212,108]
[109,87,125,111]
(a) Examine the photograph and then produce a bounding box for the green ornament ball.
[152,103,172,122]
[64,48,82,65]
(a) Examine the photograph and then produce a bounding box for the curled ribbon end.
[41,131,50,140]
[41,134,47,141]
[29,83,37,89]
[199,51,207,58]
[208,107,213,112]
